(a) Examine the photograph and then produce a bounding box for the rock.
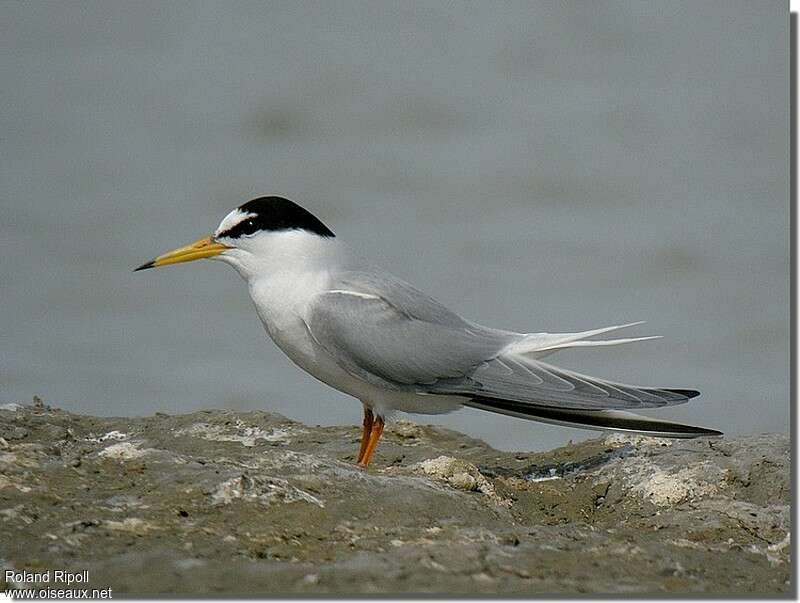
[0,404,789,594]
[394,455,510,506]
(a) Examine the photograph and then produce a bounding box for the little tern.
[135,196,720,467]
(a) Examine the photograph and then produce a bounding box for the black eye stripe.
[219,217,258,239]
[218,197,335,239]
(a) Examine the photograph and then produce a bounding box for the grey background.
[1,1,788,451]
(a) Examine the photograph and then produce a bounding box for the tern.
[135,196,720,467]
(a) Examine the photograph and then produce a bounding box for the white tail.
[506,321,662,359]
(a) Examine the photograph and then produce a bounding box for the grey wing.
[304,278,514,389]
[428,354,697,410]
[307,270,695,410]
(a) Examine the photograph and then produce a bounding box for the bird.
[135,196,720,467]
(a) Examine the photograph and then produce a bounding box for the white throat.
[216,230,346,339]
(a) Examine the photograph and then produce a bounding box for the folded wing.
[305,272,698,412]
[304,287,510,389]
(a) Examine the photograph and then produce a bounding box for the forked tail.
[506,321,662,359]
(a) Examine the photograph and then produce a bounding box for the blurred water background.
[1,1,788,451]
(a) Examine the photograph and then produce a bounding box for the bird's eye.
[218,216,260,239]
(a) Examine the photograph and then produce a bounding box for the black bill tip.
[133,260,156,272]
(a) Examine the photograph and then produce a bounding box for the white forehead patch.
[215,209,256,238]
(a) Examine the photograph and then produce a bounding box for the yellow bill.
[134,236,231,271]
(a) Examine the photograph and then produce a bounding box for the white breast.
[247,270,371,398]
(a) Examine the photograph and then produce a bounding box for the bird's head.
[134,196,336,279]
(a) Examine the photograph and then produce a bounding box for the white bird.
[135,196,720,467]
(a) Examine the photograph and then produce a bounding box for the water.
[1,1,788,451]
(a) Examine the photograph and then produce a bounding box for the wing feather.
[304,271,697,411]
[304,288,510,388]
[429,353,696,409]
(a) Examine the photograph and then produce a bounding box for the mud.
[0,402,790,594]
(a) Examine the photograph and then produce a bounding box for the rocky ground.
[0,400,791,595]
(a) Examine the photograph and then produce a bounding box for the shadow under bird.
[135,196,720,466]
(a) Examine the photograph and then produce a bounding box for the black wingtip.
[133,260,155,272]
[686,423,723,437]
[465,397,723,439]
[668,388,701,399]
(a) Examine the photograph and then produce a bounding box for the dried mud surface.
[0,402,790,595]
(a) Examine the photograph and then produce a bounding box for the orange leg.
[356,407,374,464]
[358,415,385,468]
